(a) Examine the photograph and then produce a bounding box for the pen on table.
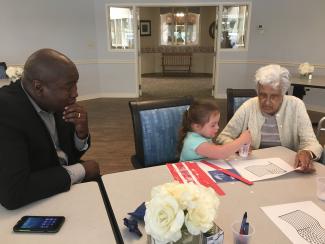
[240,212,247,235]
[244,222,249,235]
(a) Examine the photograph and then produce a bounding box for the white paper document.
[261,201,325,244]
[228,157,294,181]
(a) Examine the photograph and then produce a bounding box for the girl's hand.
[239,130,251,145]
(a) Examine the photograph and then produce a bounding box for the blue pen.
[240,212,247,235]
[244,222,249,235]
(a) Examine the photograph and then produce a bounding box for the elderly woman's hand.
[294,150,315,173]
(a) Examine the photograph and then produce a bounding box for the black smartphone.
[13,216,65,233]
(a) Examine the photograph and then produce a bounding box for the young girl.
[179,99,251,161]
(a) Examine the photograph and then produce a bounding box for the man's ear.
[33,80,43,95]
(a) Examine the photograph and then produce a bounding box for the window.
[108,7,135,50]
[160,7,200,46]
[221,5,249,49]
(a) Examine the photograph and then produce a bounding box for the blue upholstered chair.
[129,97,193,168]
[226,88,257,122]
[0,62,7,79]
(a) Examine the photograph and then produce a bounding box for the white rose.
[151,182,199,210]
[15,67,23,77]
[185,204,216,235]
[5,67,16,78]
[185,186,219,235]
[5,66,23,81]
[151,182,179,198]
[298,62,314,75]
[144,194,184,244]
[176,183,202,209]
[166,182,198,210]
[150,184,169,198]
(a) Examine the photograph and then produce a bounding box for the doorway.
[136,6,218,99]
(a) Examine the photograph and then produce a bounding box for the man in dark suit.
[0,49,100,209]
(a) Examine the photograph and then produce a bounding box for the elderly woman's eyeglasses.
[258,93,282,103]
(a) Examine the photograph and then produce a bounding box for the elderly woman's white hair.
[255,64,291,95]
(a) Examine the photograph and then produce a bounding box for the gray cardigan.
[217,95,323,159]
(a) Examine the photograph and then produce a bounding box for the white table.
[291,74,325,99]
[0,79,10,87]
[0,182,116,244]
[102,146,325,244]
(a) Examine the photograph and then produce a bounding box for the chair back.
[226,88,257,122]
[129,97,193,168]
[316,117,325,164]
[316,117,325,139]
[0,62,7,79]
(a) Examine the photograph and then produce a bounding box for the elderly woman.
[217,64,323,173]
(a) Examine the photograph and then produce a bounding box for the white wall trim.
[7,59,136,67]
[215,93,227,99]
[77,92,138,101]
[8,59,325,68]
[74,59,136,65]
[104,2,244,7]
[306,104,325,114]
[218,59,325,69]
[77,94,103,101]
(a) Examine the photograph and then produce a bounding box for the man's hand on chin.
[63,103,89,139]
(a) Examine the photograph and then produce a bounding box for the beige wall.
[140,6,215,74]
[140,8,160,48]
[199,6,215,47]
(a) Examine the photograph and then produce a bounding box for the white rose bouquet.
[6,66,23,82]
[298,62,314,76]
[144,182,220,244]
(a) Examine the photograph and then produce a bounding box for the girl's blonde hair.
[178,99,219,154]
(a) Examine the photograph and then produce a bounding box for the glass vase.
[148,223,224,244]
[175,227,201,244]
[300,73,311,79]
[148,227,201,244]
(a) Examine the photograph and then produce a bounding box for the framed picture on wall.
[140,20,151,36]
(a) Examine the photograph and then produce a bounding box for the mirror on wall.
[108,6,135,50]
[221,5,249,49]
[160,7,200,46]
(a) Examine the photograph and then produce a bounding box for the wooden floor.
[79,98,136,174]
[79,98,325,175]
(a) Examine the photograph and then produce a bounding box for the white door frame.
[134,7,142,96]
[211,6,220,97]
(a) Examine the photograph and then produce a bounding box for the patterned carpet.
[141,77,213,98]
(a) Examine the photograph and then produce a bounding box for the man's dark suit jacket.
[0,81,88,209]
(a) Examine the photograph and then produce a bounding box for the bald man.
[0,49,100,209]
